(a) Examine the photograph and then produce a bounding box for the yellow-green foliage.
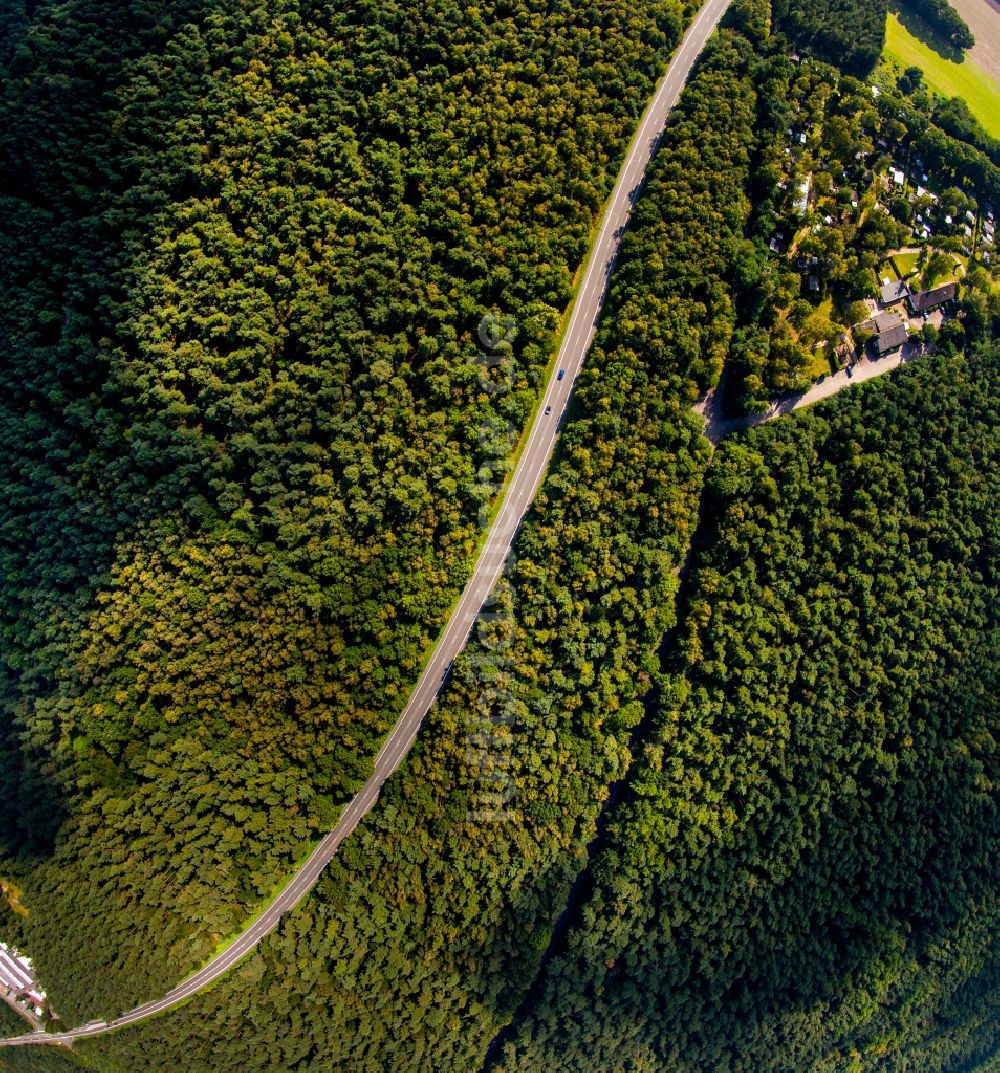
[0,0,689,1020]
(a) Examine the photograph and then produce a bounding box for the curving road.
[0,0,732,1048]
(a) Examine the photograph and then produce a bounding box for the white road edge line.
[0,0,732,1048]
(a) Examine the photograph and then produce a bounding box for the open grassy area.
[893,250,919,277]
[882,11,1000,139]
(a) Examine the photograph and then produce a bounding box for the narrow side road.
[694,344,926,444]
[0,0,733,1048]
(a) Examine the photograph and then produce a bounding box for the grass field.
[881,250,964,288]
[882,11,1000,139]
[892,251,919,278]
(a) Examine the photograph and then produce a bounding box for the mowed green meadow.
[883,10,1000,139]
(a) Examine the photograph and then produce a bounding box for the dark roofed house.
[860,311,904,336]
[880,279,909,306]
[874,323,908,355]
[907,282,957,314]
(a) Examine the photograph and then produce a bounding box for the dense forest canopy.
[8,21,753,1070]
[495,344,1000,1072]
[900,0,975,51]
[0,0,997,1069]
[0,0,689,1019]
[770,0,887,74]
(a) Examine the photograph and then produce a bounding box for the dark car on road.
[557,369,565,380]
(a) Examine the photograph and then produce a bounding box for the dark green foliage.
[771,0,886,75]
[0,1011,87,1071]
[6,25,769,1073]
[0,0,688,1021]
[932,96,1000,168]
[1,2,996,1070]
[494,346,1000,1072]
[0,1006,27,1043]
[959,269,1000,345]
[0,1048,86,1073]
[898,64,925,94]
[900,0,975,50]
[872,88,1000,204]
[608,32,758,398]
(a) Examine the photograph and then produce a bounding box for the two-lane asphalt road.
[0,0,732,1048]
